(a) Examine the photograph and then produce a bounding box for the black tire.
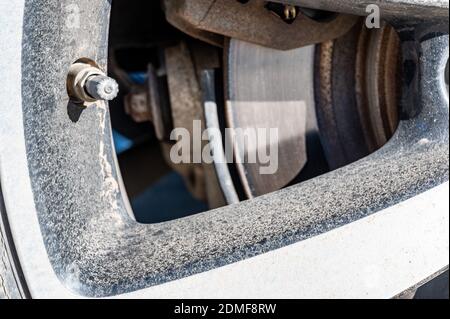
[0,189,28,299]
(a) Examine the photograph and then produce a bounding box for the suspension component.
[164,0,359,50]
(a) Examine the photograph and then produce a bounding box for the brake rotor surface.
[225,40,317,198]
[315,20,401,169]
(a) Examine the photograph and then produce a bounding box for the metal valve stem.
[67,61,119,103]
[84,75,119,101]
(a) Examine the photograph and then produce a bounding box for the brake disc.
[220,22,401,198]
[144,1,406,201]
[315,20,401,169]
[224,40,316,198]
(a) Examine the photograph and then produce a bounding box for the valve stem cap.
[85,75,119,101]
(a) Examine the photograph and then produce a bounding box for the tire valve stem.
[85,75,119,101]
[67,61,119,103]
